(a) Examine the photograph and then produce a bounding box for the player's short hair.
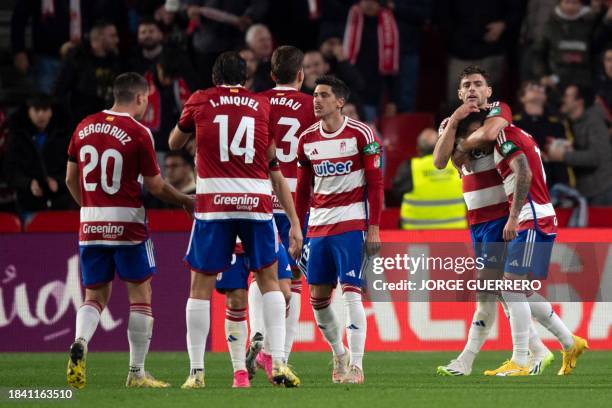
[315,75,350,101]
[113,72,149,104]
[458,65,491,87]
[456,110,488,139]
[271,46,304,85]
[212,51,247,86]
[567,83,595,107]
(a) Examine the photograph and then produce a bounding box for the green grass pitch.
[1,351,611,408]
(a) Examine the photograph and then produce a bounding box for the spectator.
[185,0,268,88]
[392,0,431,112]
[10,0,85,93]
[533,0,598,92]
[128,18,166,74]
[4,94,72,215]
[0,109,16,213]
[513,81,570,187]
[245,23,275,91]
[392,128,466,229]
[302,50,330,94]
[548,84,612,205]
[342,0,401,121]
[437,0,522,105]
[140,48,194,155]
[518,0,557,81]
[319,37,366,102]
[318,0,353,42]
[154,0,190,50]
[144,151,195,209]
[239,47,258,91]
[55,21,122,126]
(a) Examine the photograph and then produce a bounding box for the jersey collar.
[319,116,348,139]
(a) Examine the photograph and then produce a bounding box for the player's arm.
[295,138,313,229]
[503,151,532,242]
[433,102,480,169]
[267,143,303,259]
[459,116,509,151]
[362,137,384,256]
[65,161,81,206]
[143,174,195,214]
[168,125,192,151]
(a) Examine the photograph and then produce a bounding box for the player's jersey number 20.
[80,145,123,195]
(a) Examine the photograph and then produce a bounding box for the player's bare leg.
[310,284,349,383]
[254,262,300,387]
[67,284,111,389]
[182,270,216,389]
[125,279,169,388]
[225,289,250,388]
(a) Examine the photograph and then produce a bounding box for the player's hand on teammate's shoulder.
[365,225,381,256]
[288,225,303,261]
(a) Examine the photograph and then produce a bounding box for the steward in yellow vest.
[400,154,466,230]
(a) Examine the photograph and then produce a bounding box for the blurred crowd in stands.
[0,0,610,223]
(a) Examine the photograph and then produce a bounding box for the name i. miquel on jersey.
[209,95,260,110]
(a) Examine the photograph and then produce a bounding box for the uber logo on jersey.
[313,160,353,176]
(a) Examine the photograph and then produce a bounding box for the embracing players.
[295,76,383,384]
[65,73,194,389]
[168,51,302,388]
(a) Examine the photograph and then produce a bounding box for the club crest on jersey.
[340,141,346,153]
[313,160,353,176]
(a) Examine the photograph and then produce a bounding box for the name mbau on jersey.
[77,122,132,145]
[269,97,302,111]
[208,95,259,110]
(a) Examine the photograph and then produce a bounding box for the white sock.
[342,287,366,369]
[528,320,550,357]
[225,307,247,372]
[262,291,286,365]
[75,301,102,343]
[457,293,497,368]
[311,295,345,356]
[502,290,531,367]
[127,304,153,376]
[248,281,265,339]
[186,298,210,374]
[284,280,302,362]
[527,292,574,350]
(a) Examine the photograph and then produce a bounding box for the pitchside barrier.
[0,225,611,352]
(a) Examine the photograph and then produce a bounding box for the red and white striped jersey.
[259,86,317,214]
[494,125,557,234]
[297,116,381,237]
[438,101,512,225]
[68,110,160,246]
[178,85,274,221]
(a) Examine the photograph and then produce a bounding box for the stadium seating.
[24,210,79,232]
[0,212,21,232]
[380,112,435,191]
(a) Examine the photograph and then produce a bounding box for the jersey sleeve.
[358,125,383,227]
[486,102,512,124]
[177,93,199,133]
[138,130,161,177]
[496,129,523,163]
[296,132,310,167]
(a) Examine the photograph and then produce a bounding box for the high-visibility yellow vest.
[400,155,467,230]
